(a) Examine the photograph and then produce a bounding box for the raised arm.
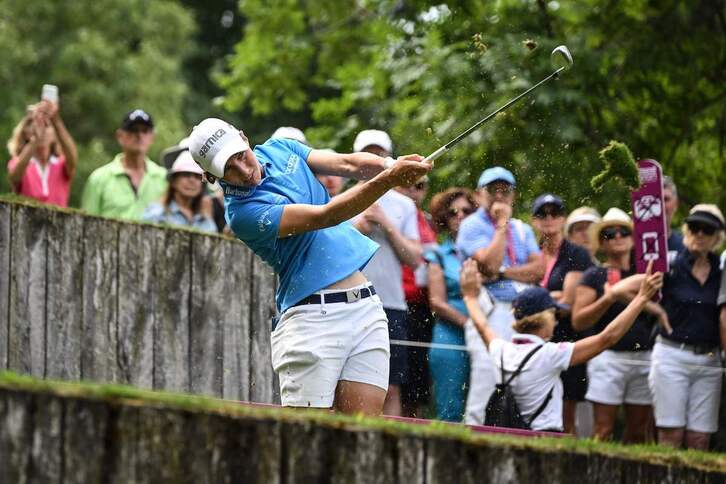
[570,261,662,366]
[8,137,37,186]
[471,203,509,275]
[306,149,389,180]
[277,155,431,238]
[43,100,78,178]
[461,259,499,349]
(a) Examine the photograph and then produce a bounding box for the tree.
[0,0,195,206]
[220,0,726,217]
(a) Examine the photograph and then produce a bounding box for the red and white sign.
[630,159,669,277]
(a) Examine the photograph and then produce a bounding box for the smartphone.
[606,267,621,286]
[41,84,59,103]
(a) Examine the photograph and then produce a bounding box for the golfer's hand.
[387,154,431,186]
[490,201,512,225]
[460,259,482,298]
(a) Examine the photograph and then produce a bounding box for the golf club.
[423,45,574,163]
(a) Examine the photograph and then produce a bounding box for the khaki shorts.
[271,285,390,408]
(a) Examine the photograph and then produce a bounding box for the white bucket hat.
[353,129,393,154]
[271,126,307,145]
[189,118,249,178]
[565,206,602,234]
[167,150,204,180]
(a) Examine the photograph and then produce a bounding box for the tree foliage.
[0,0,195,206]
[220,0,726,217]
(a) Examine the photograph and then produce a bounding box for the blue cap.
[531,193,565,216]
[477,167,516,188]
[512,287,566,320]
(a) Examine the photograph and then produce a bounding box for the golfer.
[188,118,431,415]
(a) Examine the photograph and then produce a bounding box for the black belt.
[657,336,717,355]
[291,286,376,308]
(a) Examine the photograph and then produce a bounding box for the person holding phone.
[7,88,78,207]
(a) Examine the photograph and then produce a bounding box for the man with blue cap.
[187,118,431,416]
[456,166,544,425]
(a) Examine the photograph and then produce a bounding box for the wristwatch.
[498,265,507,280]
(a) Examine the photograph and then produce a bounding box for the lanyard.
[540,242,561,288]
[485,211,517,266]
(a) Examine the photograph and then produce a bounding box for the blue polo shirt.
[223,138,379,312]
[660,249,722,348]
[456,208,540,302]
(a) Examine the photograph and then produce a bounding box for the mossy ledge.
[1,372,724,483]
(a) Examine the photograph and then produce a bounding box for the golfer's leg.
[336,295,391,415]
[334,380,387,415]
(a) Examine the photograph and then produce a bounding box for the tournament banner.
[630,159,669,276]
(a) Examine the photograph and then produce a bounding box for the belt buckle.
[345,288,363,303]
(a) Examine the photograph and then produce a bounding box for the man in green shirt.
[82,109,167,220]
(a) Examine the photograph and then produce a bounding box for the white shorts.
[649,339,722,433]
[462,301,511,425]
[586,350,652,406]
[271,284,390,408]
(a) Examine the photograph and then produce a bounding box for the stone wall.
[0,200,277,403]
[0,380,724,484]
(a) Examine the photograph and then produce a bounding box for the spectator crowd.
[6,102,726,450]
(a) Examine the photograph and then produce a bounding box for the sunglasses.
[534,208,564,219]
[687,222,717,236]
[414,181,428,190]
[485,184,514,196]
[448,206,475,217]
[600,226,632,240]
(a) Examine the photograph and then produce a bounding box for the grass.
[1,371,724,473]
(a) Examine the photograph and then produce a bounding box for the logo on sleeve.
[257,208,273,232]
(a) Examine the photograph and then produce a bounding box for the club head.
[551,45,573,72]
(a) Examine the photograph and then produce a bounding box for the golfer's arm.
[720,306,726,351]
[502,253,545,283]
[463,294,498,349]
[570,294,648,366]
[472,227,507,275]
[277,170,393,237]
[571,285,614,332]
[306,150,385,180]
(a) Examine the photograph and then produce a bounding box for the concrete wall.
[0,200,277,403]
[1,382,723,484]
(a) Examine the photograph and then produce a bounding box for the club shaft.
[424,66,564,163]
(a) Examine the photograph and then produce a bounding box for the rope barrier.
[389,339,726,373]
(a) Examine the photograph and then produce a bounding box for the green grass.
[1,371,724,473]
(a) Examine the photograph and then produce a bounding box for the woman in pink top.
[7,100,78,207]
